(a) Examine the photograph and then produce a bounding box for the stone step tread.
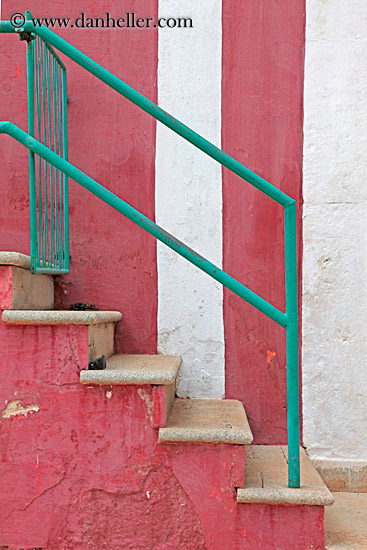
[0,251,31,270]
[325,492,367,550]
[1,309,122,325]
[159,398,253,445]
[80,354,182,385]
[237,445,334,506]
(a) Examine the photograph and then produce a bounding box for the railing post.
[25,11,38,272]
[285,201,300,487]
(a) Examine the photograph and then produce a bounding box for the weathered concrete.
[11,266,54,310]
[0,251,32,270]
[159,398,253,444]
[80,354,182,425]
[0,265,54,310]
[314,458,367,493]
[80,354,181,385]
[237,446,334,506]
[325,492,367,549]
[2,311,120,362]
[2,309,122,325]
[88,322,115,362]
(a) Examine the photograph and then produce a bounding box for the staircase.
[0,252,333,549]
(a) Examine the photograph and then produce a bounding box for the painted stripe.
[303,0,367,461]
[222,0,305,442]
[156,0,224,397]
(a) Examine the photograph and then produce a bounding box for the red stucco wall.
[0,0,159,354]
[222,0,305,443]
[0,315,324,549]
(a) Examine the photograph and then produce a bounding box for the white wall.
[303,0,367,461]
[156,1,224,397]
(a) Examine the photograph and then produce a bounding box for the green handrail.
[0,15,300,487]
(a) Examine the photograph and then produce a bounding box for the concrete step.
[159,397,253,445]
[1,309,122,362]
[0,252,53,310]
[80,354,182,426]
[1,309,121,325]
[237,445,334,506]
[325,492,367,550]
[80,353,181,386]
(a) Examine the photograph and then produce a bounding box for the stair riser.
[0,320,115,381]
[151,382,176,428]
[237,504,325,549]
[88,322,115,362]
[0,265,54,310]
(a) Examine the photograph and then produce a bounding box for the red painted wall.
[0,315,324,549]
[222,0,305,443]
[0,0,158,353]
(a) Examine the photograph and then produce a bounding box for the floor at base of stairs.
[326,492,367,549]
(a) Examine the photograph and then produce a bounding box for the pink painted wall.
[0,0,158,354]
[222,0,305,443]
[0,314,324,549]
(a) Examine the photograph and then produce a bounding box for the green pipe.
[46,48,54,268]
[285,202,300,487]
[35,37,43,270]
[61,67,69,271]
[0,122,288,329]
[0,19,294,208]
[52,55,57,265]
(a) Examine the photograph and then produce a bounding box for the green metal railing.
[0,13,300,487]
[26,11,69,274]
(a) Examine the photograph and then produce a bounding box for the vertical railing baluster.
[62,67,69,272]
[55,58,60,268]
[25,14,37,273]
[46,49,53,268]
[25,12,69,274]
[57,64,64,270]
[35,37,43,271]
[40,39,47,268]
[52,56,56,265]
[56,64,62,267]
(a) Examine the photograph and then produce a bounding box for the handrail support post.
[285,201,300,487]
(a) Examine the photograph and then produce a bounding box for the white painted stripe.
[303,0,367,461]
[156,0,224,397]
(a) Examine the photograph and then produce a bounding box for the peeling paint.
[137,388,153,423]
[266,350,277,366]
[1,400,39,419]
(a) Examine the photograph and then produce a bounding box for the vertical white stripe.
[156,1,224,397]
[303,0,367,460]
